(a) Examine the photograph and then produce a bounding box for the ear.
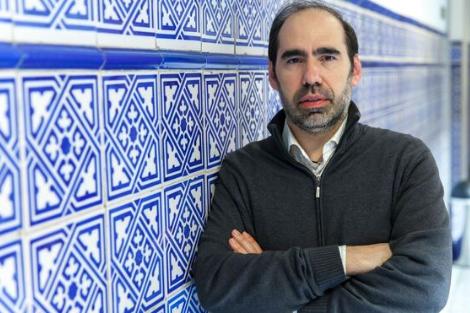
[351,55,362,86]
[268,61,279,90]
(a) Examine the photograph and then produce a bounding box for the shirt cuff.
[339,245,347,275]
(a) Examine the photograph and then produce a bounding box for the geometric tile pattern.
[161,72,203,181]
[166,284,207,313]
[266,74,282,126]
[0,77,21,235]
[23,74,102,226]
[0,239,25,312]
[30,214,107,312]
[204,72,238,168]
[97,0,155,37]
[201,0,235,52]
[235,0,264,53]
[103,74,160,201]
[109,193,164,313]
[164,176,205,295]
[0,0,13,41]
[156,0,200,48]
[239,72,266,147]
[14,0,96,31]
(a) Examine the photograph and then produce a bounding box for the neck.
[287,117,345,162]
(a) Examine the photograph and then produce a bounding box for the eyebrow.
[280,47,341,60]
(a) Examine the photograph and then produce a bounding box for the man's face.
[269,9,362,133]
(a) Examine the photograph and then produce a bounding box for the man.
[193,1,452,312]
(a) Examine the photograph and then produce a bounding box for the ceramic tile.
[204,71,238,169]
[109,192,165,312]
[235,0,266,55]
[164,175,205,295]
[263,0,286,49]
[201,0,235,54]
[97,0,156,49]
[238,72,266,147]
[22,73,102,226]
[103,73,160,201]
[160,71,204,182]
[0,0,13,42]
[0,76,21,235]
[156,0,201,51]
[0,238,26,312]
[166,284,206,313]
[30,214,107,312]
[265,72,281,134]
[13,0,97,46]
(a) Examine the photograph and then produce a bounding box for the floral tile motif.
[166,284,206,313]
[97,0,156,48]
[22,74,102,226]
[0,77,21,235]
[204,72,238,168]
[238,72,266,147]
[103,74,160,201]
[164,176,205,295]
[30,214,107,312]
[0,239,26,312]
[13,0,96,44]
[201,0,235,53]
[109,193,164,313]
[156,0,201,50]
[161,72,204,182]
[234,0,265,55]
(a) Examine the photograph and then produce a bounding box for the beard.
[278,76,353,134]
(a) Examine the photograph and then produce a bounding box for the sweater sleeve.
[193,158,347,313]
[301,142,452,313]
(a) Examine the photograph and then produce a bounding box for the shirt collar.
[282,116,348,159]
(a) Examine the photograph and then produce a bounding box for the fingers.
[229,229,263,254]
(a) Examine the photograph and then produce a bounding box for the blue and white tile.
[201,0,235,54]
[0,238,26,312]
[13,0,97,45]
[0,75,21,235]
[97,0,156,49]
[30,214,107,312]
[103,73,160,202]
[239,72,267,147]
[166,283,207,313]
[235,0,266,55]
[160,72,204,182]
[164,176,206,295]
[156,0,201,51]
[22,73,102,226]
[0,0,13,42]
[263,0,286,48]
[266,72,282,129]
[109,192,165,313]
[204,71,238,169]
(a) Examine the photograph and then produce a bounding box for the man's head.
[268,1,362,134]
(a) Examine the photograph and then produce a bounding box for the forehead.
[278,9,346,51]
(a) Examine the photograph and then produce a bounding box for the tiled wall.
[451,41,462,186]
[0,1,451,312]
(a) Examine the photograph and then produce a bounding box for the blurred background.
[0,0,468,312]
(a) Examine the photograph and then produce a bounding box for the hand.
[346,243,392,276]
[229,229,263,254]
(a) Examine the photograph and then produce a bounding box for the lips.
[298,94,331,109]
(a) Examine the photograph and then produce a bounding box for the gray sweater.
[193,103,452,313]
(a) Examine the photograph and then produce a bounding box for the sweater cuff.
[298,294,330,313]
[305,245,346,293]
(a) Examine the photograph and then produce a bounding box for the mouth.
[298,95,331,109]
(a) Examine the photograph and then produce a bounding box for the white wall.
[371,0,448,32]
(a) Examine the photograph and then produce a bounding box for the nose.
[302,59,322,86]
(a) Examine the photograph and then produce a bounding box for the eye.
[320,55,337,62]
[286,57,303,64]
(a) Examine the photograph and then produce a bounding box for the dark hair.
[268,0,359,66]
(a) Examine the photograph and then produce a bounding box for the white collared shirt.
[282,117,348,274]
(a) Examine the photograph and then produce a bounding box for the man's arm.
[193,158,348,313]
